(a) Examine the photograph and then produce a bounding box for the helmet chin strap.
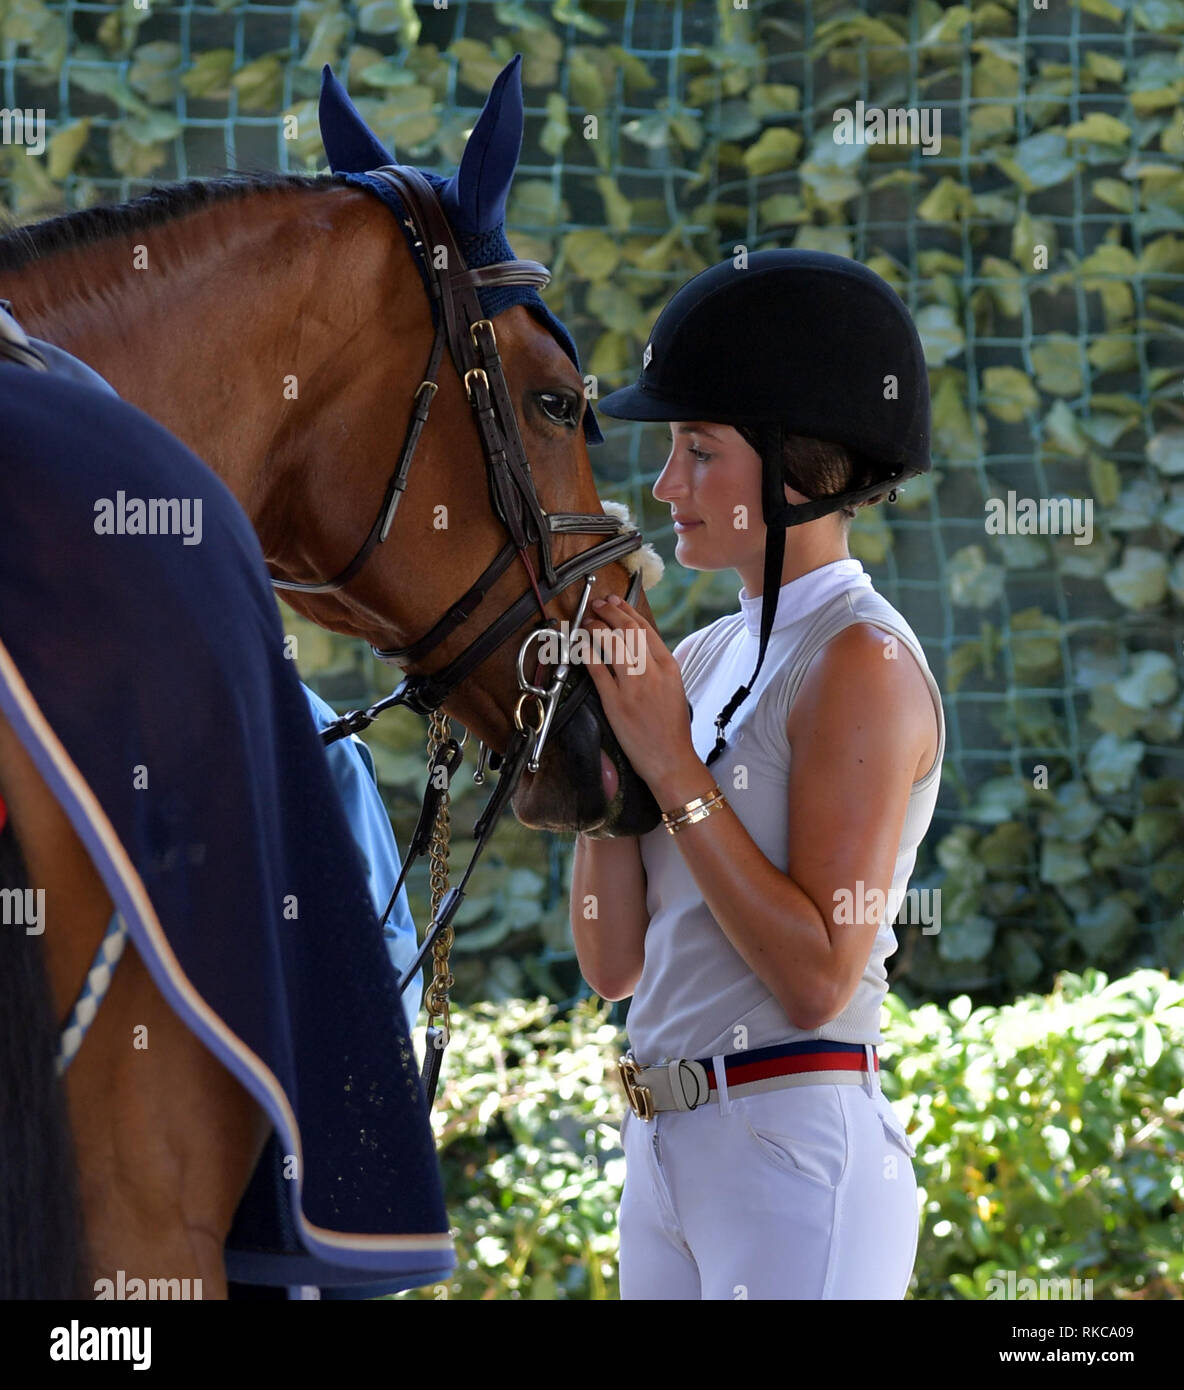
[764,471,902,528]
[705,422,788,769]
[703,422,908,769]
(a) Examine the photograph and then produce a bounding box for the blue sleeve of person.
[299,683,423,1038]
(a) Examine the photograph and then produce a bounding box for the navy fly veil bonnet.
[319,54,603,445]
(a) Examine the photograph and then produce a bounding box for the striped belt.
[617,1040,879,1121]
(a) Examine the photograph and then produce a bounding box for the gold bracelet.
[667,797,727,833]
[664,793,727,833]
[661,784,727,834]
[662,784,721,821]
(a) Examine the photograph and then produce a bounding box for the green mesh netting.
[2,0,1182,1011]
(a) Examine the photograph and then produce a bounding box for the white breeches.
[618,1057,920,1300]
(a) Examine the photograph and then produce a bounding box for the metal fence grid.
[4,0,1182,1008]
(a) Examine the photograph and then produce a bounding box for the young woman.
[570,249,945,1300]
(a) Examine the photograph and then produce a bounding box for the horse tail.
[0,813,87,1297]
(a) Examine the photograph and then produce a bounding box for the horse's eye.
[537,391,576,427]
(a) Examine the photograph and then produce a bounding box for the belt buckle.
[617,1053,654,1121]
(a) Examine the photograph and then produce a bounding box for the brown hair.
[734,427,889,525]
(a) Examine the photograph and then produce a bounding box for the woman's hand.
[581,594,697,793]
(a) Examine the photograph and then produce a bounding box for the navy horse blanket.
[0,354,453,1290]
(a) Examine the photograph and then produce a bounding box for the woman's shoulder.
[845,582,926,639]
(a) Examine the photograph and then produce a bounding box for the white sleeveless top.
[627,558,945,1065]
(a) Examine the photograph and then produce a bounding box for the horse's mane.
[0,171,350,271]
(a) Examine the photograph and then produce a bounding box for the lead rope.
[420,708,454,1108]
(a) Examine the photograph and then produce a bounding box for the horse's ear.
[319,64,395,173]
[440,53,524,235]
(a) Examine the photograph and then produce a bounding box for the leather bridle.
[267,166,647,1105]
[3,190,645,1103]
[268,164,644,745]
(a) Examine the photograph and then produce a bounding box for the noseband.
[269,164,644,758]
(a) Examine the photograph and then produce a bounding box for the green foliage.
[892,969,1184,1300]
[394,969,1184,1300]
[394,997,626,1300]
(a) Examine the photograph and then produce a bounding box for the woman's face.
[651,421,810,572]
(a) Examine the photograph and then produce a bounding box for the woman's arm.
[569,832,649,1000]
[643,623,937,1030]
[568,628,699,1002]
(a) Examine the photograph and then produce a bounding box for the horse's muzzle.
[512,679,662,836]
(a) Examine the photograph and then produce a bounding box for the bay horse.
[0,54,661,1297]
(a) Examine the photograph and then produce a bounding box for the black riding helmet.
[598,248,932,768]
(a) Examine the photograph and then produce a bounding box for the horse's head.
[272,55,662,836]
